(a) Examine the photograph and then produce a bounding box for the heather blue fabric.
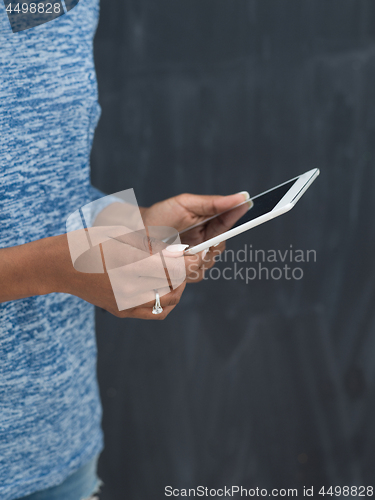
[0,1,109,498]
[17,455,100,500]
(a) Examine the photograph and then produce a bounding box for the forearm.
[0,234,68,303]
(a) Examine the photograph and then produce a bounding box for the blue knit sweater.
[0,1,107,498]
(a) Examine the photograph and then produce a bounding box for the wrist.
[0,234,68,302]
[35,234,73,295]
[20,234,72,297]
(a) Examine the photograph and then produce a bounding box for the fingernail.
[238,191,250,200]
[165,244,189,253]
[202,248,209,259]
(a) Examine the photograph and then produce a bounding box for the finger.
[190,245,223,275]
[104,228,184,261]
[112,286,172,312]
[199,255,216,271]
[121,276,180,296]
[143,282,186,309]
[186,267,206,283]
[116,252,185,280]
[118,305,176,320]
[119,282,186,311]
[184,248,221,271]
[213,241,226,254]
[114,287,183,316]
[126,275,186,299]
[184,253,204,273]
[177,192,250,218]
[162,244,190,257]
[106,228,167,255]
[202,243,225,264]
[101,235,187,285]
[144,305,176,320]
[210,192,251,214]
[100,237,151,271]
[115,283,186,318]
[111,227,184,256]
[185,259,209,281]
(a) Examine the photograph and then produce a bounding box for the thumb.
[177,191,250,217]
[213,191,250,214]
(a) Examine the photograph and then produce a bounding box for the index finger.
[130,252,187,282]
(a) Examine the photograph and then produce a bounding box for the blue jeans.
[17,455,101,500]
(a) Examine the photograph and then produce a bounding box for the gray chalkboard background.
[91,1,375,498]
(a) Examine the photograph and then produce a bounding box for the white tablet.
[183,168,320,255]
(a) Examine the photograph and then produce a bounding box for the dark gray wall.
[91,1,375,498]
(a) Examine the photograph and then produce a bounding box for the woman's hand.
[0,234,186,320]
[0,191,250,319]
[141,192,251,282]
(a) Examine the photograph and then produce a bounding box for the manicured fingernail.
[238,191,250,200]
[202,248,209,259]
[165,244,189,253]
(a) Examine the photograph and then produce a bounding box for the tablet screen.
[229,178,297,230]
[180,178,298,247]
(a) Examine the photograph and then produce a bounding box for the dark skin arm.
[0,192,249,318]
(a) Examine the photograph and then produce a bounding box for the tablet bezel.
[183,168,320,255]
